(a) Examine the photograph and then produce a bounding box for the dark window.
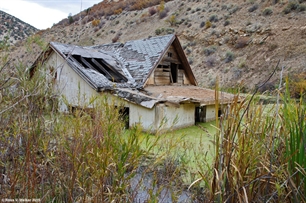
[195,106,206,123]
[170,63,177,83]
[218,109,222,117]
[119,107,129,129]
[168,52,173,57]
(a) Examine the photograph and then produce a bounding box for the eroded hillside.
[0,10,38,46]
[5,0,306,91]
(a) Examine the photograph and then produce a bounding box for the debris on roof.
[31,34,237,109]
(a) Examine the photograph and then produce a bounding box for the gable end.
[144,35,197,86]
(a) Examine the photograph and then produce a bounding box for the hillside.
[5,0,306,91]
[0,10,38,46]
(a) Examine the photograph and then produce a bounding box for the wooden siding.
[183,72,191,85]
[154,66,171,85]
[178,69,183,84]
[152,44,189,85]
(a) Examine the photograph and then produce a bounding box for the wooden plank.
[170,72,173,83]
[155,78,170,85]
[146,73,155,85]
[178,69,184,84]
[155,68,163,71]
[159,60,171,66]
[184,74,191,84]
[162,58,181,64]
[154,72,170,77]
[168,46,179,59]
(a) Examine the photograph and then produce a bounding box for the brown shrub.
[148,6,157,15]
[112,34,120,43]
[235,37,250,48]
[88,0,171,16]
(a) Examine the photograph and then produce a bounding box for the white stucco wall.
[154,103,195,132]
[45,53,157,131]
[205,105,217,122]
[44,53,203,133]
[128,103,156,131]
[47,53,99,111]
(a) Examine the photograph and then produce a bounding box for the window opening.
[170,63,177,83]
[195,106,206,123]
[218,109,222,118]
[119,107,129,129]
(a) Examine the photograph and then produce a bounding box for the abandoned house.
[31,34,236,132]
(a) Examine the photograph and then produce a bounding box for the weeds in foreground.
[0,61,190,202]
[282,86,306,201]
[1,52,306,202]
[195,69,306,202]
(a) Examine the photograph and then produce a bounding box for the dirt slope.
[5,0,306,91]
[0,10,38,45]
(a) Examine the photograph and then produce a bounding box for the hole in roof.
[67,54,128,83]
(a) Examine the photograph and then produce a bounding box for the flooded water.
[130,173,194,203]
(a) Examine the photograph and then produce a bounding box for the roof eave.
[29,43,53,78]
[172,36,197,86]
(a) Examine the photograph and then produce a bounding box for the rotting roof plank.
[91,58,114,81]
[99,58,127,80]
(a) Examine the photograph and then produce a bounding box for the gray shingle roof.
[50,34,175,91]
[92,34,175,86]
[31,34,237,109]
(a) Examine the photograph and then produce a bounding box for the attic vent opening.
[167,52,173,57]
[68,55,127,83]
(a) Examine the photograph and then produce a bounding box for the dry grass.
[190,77,306,202]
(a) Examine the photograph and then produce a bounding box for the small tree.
[68,13,74,24]
[166,15,177,26]
[158,0,165,13]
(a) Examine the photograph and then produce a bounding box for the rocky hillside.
[0,10,38,46]
[5,0,306,91]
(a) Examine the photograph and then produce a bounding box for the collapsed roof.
[31,34,236,109]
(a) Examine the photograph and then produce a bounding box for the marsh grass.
[190,82,305,202]
[281,86,306,202]
[1,57,212,202]
[0,61,163,201]
[1,40,305,202]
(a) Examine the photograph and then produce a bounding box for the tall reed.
[0,61,159,201]
[281,84,306,202]
[196,82,305,202]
